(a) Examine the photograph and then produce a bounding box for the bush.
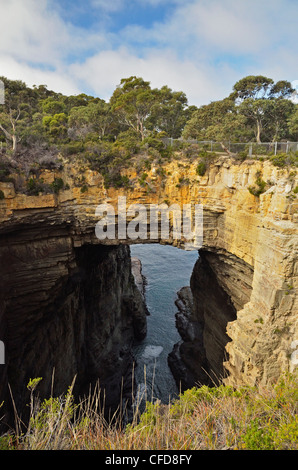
[114,130,141,155]
[142,135,165,153]
[248,177,267,197]
[236,151,248,162]
[50,177,64,194]
[103,170,131,189]
[196,161,207,176]
[61,141,85,156]
[270,152,298,168]
[26,177,45,196]
[0,190,5,200]
[0,159,12,182]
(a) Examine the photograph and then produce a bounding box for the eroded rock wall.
[0,154,297,400]
[0,228,148,424]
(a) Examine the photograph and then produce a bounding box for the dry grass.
[1,371,297,450]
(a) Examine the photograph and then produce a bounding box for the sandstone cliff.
[0,236,148,424]
[0,153,297,416]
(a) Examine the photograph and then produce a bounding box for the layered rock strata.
[0,154,297,412]
[0,235,148,424]
[170,248,254,389]
[168,286,210,391]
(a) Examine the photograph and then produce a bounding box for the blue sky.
[0,0,297,106]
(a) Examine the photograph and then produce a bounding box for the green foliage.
[61,140,85,156]
[27,377,43,392]
[138,172,148,186]
[0,74,297,180]
[1,373,297,450]
[26,177,45,195]
[243,418,275,450]
[50,177,64,194]
[248,176,267,197]
[0,434,16,450]
[80,184,88,193]
[0,189,4,200]
[270,152,298,168]
[114,129,141,154]
[103,171,131,190]
[196,161,206,176]
[0,159,12,181]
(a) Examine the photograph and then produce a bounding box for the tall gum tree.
[0,77,38,154]
[110,76,157,141]
[231,75,294,143]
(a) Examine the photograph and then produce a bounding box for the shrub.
[114,130,141,154]
[243,418,275,450]
[248,177,267,197]
[138,172,148,186]
[270,152,298,168]
[61,141,85,156]
[196,161,206,176]
[50,177,64,194]
[142,135,165,152]
[0,190,4,200]
[26,177,45,196]
[0,159,12,182]
[236,151,248,161]
[103,171,131,189]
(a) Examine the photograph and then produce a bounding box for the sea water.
[130,244,199,406]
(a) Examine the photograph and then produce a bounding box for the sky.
[0,0,297,107]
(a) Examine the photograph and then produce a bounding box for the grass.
[0,371,297,450]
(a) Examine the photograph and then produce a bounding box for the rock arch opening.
[0,226,254,427]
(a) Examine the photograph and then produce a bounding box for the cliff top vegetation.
[0,74,298,191]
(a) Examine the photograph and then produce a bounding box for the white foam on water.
[141,345,164,360]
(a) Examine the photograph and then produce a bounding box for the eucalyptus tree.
[110,76,157,141]
[0,77,38,153]
[231,76,294,143]
[146,85,189,138]
[182,98,245,153]
[68,100,115,140]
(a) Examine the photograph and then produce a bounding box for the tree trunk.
[219,141,233,156]
[12,134,17,153]
[139,121,145,141]
[256,120,262,144]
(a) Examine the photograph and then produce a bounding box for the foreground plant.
[0,372,297,450]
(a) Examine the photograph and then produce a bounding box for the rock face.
[170,249,253,389]
[168,286,210,391]
[0,154,297,419]
[0,234,148,424]
[131,257,147,299]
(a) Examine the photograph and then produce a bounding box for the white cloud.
[0,0,297,106]
[0,0,72,65]
[0,54,80,96]
[69,47,237,105]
